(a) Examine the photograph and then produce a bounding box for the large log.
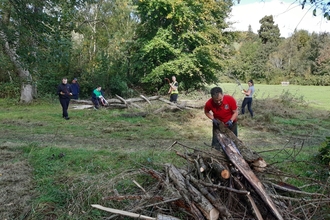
[215,132,283,220]
[165,164,219,220]
[214,124,263,163]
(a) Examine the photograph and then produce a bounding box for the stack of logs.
[92,115,330,220]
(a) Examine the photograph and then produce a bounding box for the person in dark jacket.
[71,78,80,100]
[57,77,72,120]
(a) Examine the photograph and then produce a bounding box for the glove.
[225,120,233,128]
[212,118,220,127]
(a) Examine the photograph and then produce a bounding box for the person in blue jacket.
[71,78,80,100]
[57,77,72,120]
[91,86,107,109]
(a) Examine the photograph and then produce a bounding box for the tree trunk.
[0,31,34,103]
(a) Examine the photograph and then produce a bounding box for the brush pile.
[93,123,330,220]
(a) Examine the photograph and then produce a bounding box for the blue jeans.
[241,98,253,117]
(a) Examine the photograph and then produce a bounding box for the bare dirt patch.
[0,142,34,220]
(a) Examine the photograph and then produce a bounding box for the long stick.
[227,73,244,91]
[91,204,156,220]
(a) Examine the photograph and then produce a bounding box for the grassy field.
[0,84,329,219]
[217,83,330,111]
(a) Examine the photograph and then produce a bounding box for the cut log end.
[221,170,230,179]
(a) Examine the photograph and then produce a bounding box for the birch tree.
[0,0,85,102]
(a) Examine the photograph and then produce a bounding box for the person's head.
[62,77,68,84]
[72,78,77,83]
[248,79,254,86]
[210,87,223,105]
[172,76,176,82]
[96,86,102,91]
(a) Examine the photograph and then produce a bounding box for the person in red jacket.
[204,87,238,148]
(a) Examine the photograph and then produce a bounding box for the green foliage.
[318,137,330,165]
[257,15,281,45]
[230,25,330,85]
[132,0,235,92]
[0,81,20,99]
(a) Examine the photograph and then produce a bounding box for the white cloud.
[228,0,330,38]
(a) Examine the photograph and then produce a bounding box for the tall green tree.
[250,15,281,81]
[72,0,137,97]
[131,0,235,93]
[0,0,86,102]
[257,15,281,45]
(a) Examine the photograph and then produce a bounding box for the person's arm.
[168,84,173,94]
[204,107,215,120]
[230,110,238,122]
[243,88,251,96]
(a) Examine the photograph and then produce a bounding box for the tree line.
[0,0,329,102]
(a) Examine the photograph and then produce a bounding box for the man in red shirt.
[204,87,238,147]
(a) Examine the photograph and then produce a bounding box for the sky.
[228,0,330,38]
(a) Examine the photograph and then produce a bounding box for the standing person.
[241,79,255,117]
[168,76,179,103]
[204,87,238,148]
[71,78,80,100]
[57,77,72,120]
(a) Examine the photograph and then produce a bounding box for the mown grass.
[1,85,330,219]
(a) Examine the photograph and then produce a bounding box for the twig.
[198,181,250,195]
[133,179,148,195]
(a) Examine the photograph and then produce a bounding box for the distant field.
[217,83,330,111]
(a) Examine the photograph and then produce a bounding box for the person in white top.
[241,79,255,117]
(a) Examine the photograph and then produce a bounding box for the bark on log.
[211,163,230,180]
[180,170,231,219]
[153,105,182,114]
[232,176,264,220]
[140,95,152,104]
[115,94,128,105]
[198,157,207,173]
[215,132,283,220]
[214,124,263,163]
[158,97,176,105]
[166,164,219,220]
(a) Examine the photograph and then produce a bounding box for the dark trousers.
[212,121,237,150]
[241,98,253,117]
[59,98,70,118]
[170,94,178,103]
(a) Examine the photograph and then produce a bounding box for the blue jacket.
[71,82,80,98]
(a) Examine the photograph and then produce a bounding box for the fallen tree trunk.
[215,132,283,220]
[214,123,266,164]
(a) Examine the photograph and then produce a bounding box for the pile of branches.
[92,123,330,220]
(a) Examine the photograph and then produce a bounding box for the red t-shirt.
[204,95,237,123]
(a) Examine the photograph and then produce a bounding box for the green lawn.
[218,83,330,110]
[0,85,329,219]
